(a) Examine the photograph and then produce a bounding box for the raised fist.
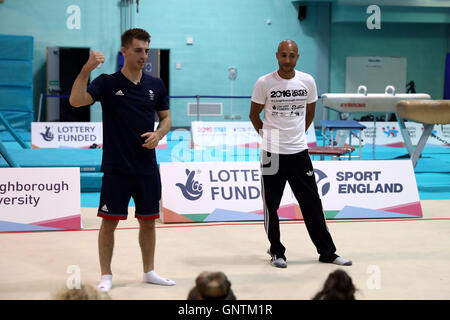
[83,50,105,72]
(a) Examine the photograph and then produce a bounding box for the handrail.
[41,94,252,99]
[0,112,29,149]
[38,93,321,123]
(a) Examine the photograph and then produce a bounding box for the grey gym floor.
[0,199,449,300]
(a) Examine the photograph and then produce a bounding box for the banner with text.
[31,122,167,149]
[190,121,317,149]
[160,160,421,223]
[346,121,450,147]
[0,167,82,232]
[32,122,103,149]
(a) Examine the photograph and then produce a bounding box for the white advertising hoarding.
[31,122,167,149]
[312,160,421,218]
[32,122,102,149]
[347,122,450,147]
[190,121,317,149]
[160,160,421,223]
[0,167,81,231]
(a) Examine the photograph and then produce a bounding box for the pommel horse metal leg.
[397,116,434,167]
[413,124,435,167]
[396,99,450,168]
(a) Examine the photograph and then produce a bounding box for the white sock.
[143,270,176,286]
[98,274,113,292]
[333,256,352,266]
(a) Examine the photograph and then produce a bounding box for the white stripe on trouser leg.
[260,154,270,236]
[322,210,330,232]
[316,190,329,232]
[260,173,269,235]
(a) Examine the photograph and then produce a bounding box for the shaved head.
[276,40,299,79]
[277,40,298,54]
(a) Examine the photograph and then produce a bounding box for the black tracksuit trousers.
[260,149,338,262]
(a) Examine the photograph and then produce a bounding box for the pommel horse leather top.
[396,100,450,125]
[396,99,450,167]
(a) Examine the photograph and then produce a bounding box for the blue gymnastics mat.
[1,129,449,206]
[0,146,102,172]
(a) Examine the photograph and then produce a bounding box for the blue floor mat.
[0,147,102,171]
[2,130,449,203]
[0,130,30,142]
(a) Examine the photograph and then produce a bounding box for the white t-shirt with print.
[251,70,318,154]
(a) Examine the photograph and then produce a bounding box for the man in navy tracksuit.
[70,28,175,291]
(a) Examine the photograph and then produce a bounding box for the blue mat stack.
[0,34,34,132]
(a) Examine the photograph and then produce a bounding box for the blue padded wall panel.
[0,35,34,61]
[444,53,450,99]
[0,60,33,87]
[0,111,34,131]
[0,35,34,133]
[0,86,33,112]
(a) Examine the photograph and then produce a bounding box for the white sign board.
[31,122,102,149]
[160,160,421,223]
[346,56,407,94]
[31,122,167,149]
[0,167,81,231]
[314,160,421,217]
[190,121,317,149]
[346,122,450,147]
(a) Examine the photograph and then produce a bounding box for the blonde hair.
[53,284,111,300]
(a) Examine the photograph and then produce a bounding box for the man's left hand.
[141,131,161,149]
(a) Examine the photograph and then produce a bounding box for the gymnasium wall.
[328,3,450,120]
[134,0,320,126]
[0,0,449,126]
[0,0,319,126]
[0,0,121,123]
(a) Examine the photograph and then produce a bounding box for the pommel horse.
[396,100,450,167]
[321,85,430,114]
[321,85,431,159]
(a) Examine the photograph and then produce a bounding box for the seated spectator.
[187,271,236,300]
[53,283,111,300]
[312,269,357,300]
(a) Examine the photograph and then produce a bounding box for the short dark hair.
[187,271,236,300]
[312,270,356,300]
[121,28,151,48]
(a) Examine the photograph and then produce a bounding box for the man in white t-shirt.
[249,40,352,268]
